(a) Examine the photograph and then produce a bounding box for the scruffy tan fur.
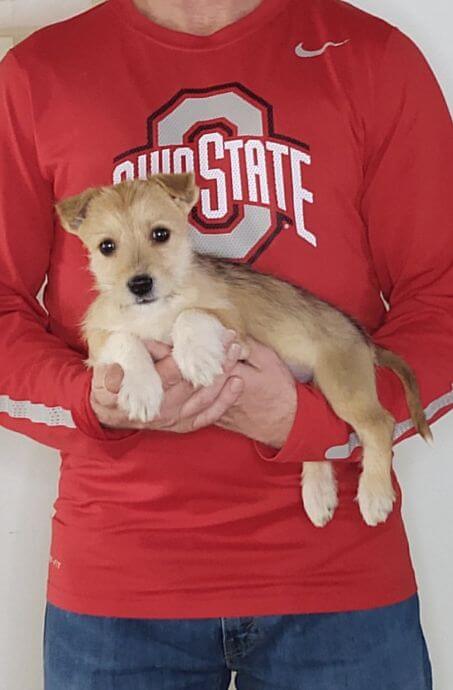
[56,173,431,528]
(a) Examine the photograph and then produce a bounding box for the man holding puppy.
[0,0,452,688]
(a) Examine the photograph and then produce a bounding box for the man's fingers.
[90,363,123,408]
[179,374,227,419]
[223,342,243,373]
[222,329,237,347]
[91,398,143,429]
[104,363,124,394]
[144,340,172,361]
[192,377,243,430]
[92,387,119,409]
[92,363,123,395]
[240,337,266,368]
[155,355,184,390]
[241,337,281,369]
[92,364,108,390]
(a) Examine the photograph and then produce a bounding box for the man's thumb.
[104,363,124,394]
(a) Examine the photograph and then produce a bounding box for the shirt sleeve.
[0,50,140,457]
[256,28,453,464]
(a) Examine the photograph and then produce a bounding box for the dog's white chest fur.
[117,299,184,344]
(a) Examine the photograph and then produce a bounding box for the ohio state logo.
[113,83,315,262]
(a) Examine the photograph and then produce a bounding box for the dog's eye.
[151,227,170,243]
[99,239,116,256]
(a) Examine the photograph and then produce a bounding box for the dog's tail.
[375,346,433,442]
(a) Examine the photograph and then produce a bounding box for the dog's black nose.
[127,274,153,297]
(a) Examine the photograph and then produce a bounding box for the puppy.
[56,173,431,528]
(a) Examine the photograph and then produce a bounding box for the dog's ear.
[55,187,100,234]
[152,172,199,213]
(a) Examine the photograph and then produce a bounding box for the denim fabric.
[44,595,432,689]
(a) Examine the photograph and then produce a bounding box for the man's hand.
[90,335,244,433]
[216,338,298,448]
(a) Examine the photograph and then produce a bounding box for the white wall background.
[0,1,451,689]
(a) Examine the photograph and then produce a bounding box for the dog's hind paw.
[357,473,396,527]
[302,463,338,527]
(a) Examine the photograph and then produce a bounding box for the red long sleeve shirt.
[0,0,452,618]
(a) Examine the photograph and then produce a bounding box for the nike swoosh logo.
[295,39,349,58]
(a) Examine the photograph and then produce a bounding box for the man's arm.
[0,50,116,453]
[0,50,243,454]
[220,29,453,462]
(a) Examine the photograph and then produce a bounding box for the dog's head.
[56,173,199,307]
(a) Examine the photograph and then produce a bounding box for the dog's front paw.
[302,463,338,527]
[357,472,396,527]
[172,313,227,387]
[173,341,225,388]
[118,370,163,423]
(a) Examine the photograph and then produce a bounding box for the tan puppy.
[57,173,431,528]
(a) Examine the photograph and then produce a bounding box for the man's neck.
[132,0,263,36]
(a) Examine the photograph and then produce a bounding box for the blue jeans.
[44,595,432,689]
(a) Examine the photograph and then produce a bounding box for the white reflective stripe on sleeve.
[325,387,453,460]
[0,395,76,429]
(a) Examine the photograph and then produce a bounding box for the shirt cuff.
[254,382,357,464]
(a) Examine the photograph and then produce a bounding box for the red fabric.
[0,0,451,618]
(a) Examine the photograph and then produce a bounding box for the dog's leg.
[354,410,395,526]
[314,345,396,526]
[302,461,338,527]
[172,309,232,387]
[97,332,163,423]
